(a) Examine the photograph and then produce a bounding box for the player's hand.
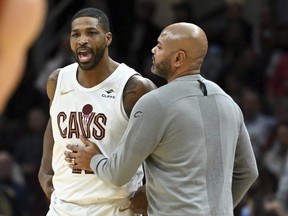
[129,186,148,215]
[39,174,54,200]
[64,136,102,171]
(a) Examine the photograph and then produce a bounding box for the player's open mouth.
[78,49,93,63]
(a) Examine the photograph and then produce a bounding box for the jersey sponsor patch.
[102,89,116,99]
[105,89,115,94]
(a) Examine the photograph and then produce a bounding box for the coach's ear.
[174,50,186,67]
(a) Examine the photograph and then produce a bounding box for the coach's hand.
[64,136,102,172]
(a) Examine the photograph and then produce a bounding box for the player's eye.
[71,33,79,37]
[88,32,97,36]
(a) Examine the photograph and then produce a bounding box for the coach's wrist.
[90,154,105,173]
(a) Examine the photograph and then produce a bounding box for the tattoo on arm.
[123,77,138,98]
[123,76,142,117]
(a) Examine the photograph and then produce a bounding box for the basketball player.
[65,22,259,215]
[38,8,156,215]
[0,0,47,114]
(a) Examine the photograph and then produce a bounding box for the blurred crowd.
[1,0,288,215]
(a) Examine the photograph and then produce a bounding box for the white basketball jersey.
[50,63,144,205]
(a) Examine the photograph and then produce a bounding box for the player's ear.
[106,32,112,46]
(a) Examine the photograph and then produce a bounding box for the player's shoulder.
[126,74,157,94]
[48,63,77,83]
[48,68,61,84]
[122,74,157,117]
[46,68,62,101]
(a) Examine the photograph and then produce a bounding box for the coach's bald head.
[151,22,208,82]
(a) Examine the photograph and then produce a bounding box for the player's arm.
[123,75,157,117]
[122,75,156,213]
[38,69,60,199]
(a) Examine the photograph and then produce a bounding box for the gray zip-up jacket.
[91,74,258,216]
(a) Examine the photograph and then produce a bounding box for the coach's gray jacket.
[92,74,258,216]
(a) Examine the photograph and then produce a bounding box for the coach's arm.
[232,121,258,207]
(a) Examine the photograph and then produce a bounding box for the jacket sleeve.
[232,120,258,207]
[90,93,164,187]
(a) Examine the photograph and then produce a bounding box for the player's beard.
[151,57,171,80]
[74,44,106,71]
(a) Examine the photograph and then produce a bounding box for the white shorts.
[47,192,138,216]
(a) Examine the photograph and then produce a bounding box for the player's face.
[70,17,110,71]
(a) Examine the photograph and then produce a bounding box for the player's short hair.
[71,8,110,32]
